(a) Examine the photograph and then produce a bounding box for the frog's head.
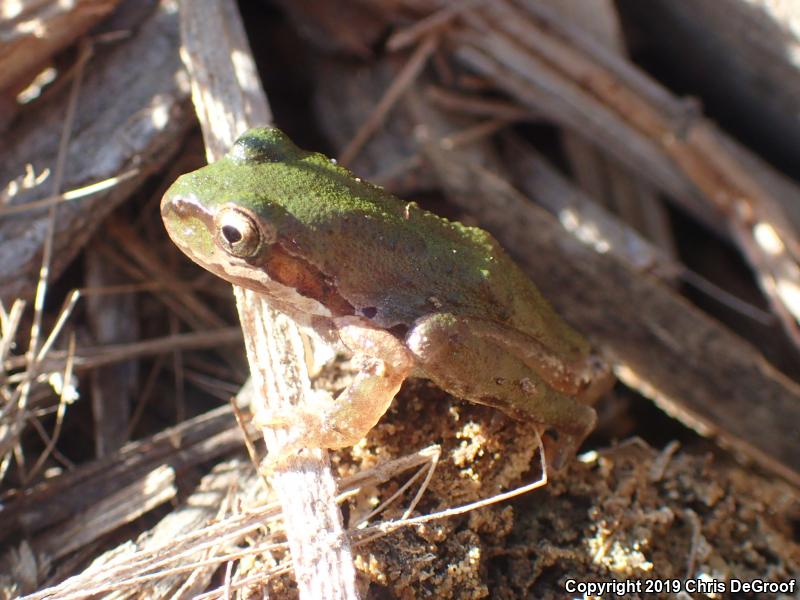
[161,127,356,315]
[161,128,303,270]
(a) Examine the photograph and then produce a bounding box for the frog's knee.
[335,316,414,371]
[575,403,597,438]
[405,313,462,363]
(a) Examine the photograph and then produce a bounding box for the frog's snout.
[161,191,215,228]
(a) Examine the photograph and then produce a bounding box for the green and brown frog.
[161,127,612,467]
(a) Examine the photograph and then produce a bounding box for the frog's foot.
[256,319,414,460]
[252,403,326,472]
[576,354,615,405]
[540,428,590,471]
[407,313,597,470]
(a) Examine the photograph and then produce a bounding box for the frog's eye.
[214,207,268,258]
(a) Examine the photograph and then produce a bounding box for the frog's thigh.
[450,315,590,395]
[406,313,596,441]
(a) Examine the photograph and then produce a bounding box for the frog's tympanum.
[161,127,612,468]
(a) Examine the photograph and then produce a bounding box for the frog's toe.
[253,408,295,429]
[538,398,596,470]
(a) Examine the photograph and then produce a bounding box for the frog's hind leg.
[406,313,597,469]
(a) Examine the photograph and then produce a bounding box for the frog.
[161,127,613,469]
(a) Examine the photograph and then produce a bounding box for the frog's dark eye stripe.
[214,206,265,258]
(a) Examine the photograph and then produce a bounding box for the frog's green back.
[176,128,590,360]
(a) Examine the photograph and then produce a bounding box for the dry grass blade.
[352,446,440,527]
[0,169,139,218]
[0,300,26,481]
[3,322,241,375]
[426,85,537,120]
[26,41,89,365]
[353,431,547,547]
[386,0,482,51]
[0,300,25,374]
[104,217,229,331]
[23,333,76,484]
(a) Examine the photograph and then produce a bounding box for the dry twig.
[177,0,359,597]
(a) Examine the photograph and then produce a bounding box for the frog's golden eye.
[214,207,264,258]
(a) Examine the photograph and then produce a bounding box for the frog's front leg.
[259,317,414,463]
[406,313,599,469]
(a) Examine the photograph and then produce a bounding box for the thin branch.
[177,1,360,597]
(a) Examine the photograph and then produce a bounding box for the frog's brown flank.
[265,243,354,317]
